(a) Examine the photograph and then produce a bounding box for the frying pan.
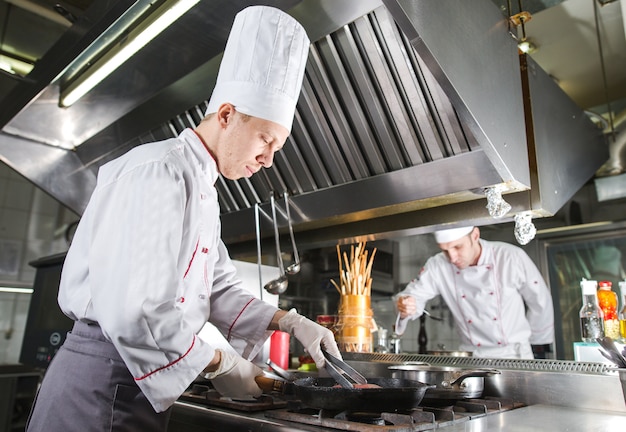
[388,365,500,402]
[255,376,432,411]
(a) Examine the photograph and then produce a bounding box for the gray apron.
[26,321,171,432]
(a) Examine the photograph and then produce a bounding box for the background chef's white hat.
[433,226,475,243]
[205,6,310,132]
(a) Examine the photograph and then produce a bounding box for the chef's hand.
[278,309,342,369]
[397,295,417,318]
[203,349,263,398]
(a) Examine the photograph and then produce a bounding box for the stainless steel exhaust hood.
[0,0,606,256]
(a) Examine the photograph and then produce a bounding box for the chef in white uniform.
[394,226,554,359]
[26,6,341,432]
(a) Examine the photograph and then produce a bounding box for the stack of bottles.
[579,279,626,343]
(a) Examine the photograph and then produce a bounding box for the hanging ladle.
[264,194,288,295]
[283,192,300,275]
[255,203,264,299]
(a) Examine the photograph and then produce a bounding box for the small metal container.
[388,365,500,400]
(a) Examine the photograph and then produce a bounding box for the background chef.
[26,6,340,432]
[394,225,554,359]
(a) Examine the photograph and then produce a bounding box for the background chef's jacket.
[394,239,554,355]
[58,129,278,412]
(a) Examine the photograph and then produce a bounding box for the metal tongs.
[322,348,367,389]
[596,337,626,368]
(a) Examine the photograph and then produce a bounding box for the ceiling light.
[0,52,35,76]
[0,286,33,294]
[59,0,201,107]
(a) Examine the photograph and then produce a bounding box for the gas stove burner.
[264,397,525,431]
[179,386,287,412]
[340,411,386,425]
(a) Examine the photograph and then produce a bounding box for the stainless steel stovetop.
[169,354,626,432]
[176,380,524,431]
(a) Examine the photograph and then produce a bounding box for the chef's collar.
[182,129,218,184]
[474,238,489,267]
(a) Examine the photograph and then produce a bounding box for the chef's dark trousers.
[26,321,171,432]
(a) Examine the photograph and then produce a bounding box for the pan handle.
[255,375,289,393]
[447,369,501,387]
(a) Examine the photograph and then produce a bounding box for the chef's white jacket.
[395,239,554,358]
[58,129,278,412]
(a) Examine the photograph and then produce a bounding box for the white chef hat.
[433,226,475,243]
[205,6,310,132]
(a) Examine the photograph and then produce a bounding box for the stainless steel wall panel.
[288,108,333,190]
[350,14,410,172]
[1,0,602,255]
[222,150,505,249]
[368,9,430,165]
[0,132,94,215]
[325,23,389,175]
[314,35,372,179]
[383,0,530,188]
[521,54,608,216]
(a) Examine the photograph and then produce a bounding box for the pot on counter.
[388,364,500,402]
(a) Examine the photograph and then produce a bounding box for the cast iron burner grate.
[179,384,288,412]
[263,397,524,431]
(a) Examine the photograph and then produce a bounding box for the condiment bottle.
[597,280,619,340]
[579,279,604,342]
[619,281,626,343]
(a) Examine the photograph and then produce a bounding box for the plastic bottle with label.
[597,280,619,339]
[619,281,626,343]
[579,279,604,342]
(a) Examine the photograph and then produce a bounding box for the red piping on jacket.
[227,298,255,341]
[183,239,199,279]
[135,335,196,381]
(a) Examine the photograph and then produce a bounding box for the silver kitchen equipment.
[264,194,288,295]
[322,348,367,389]
[283,191,300,275]
[423,309,443,321]
[388,364,500,401]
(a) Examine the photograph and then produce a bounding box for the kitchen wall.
[2,146,625,363]
[0,162,78,364]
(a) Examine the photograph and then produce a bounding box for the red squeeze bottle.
[269,330,290,370]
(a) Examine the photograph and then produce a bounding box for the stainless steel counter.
[168,355,626,431]
[343,352,626,412]
[439,405,626,432]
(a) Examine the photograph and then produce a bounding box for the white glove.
[203,349,263,398]
[278,309,342,369]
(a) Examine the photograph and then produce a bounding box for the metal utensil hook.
[254,203,263,298]
[262,194,288,295]
[282,191,300,275]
